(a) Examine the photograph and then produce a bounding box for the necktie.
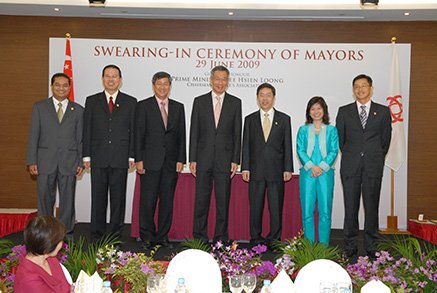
[214,96,222,127]
[360,105,367,129]
[263,113,271,141]
[57,102,64,123]
[108,96,114,114]
[160,101,168,129]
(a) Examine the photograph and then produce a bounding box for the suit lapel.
[62,100,76,123]
[350,103,364,130]
[254,111,265,142]
[46,97,60,123]
[167,99,176,131]
[266,109,280,143]
[206,92,216,130]
[98,92,110,116]
[365,101,378,130]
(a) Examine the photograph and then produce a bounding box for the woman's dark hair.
[24,216,66,256]
[305,96,330,125]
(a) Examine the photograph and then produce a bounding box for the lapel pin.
[275,121,278,125]
[373,112,377,116]
[71,107,74,111]
[116,104,120,107]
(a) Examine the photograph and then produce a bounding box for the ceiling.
[1,0,437,21]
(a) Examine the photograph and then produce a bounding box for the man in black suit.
[241,83,293,247]
[135,71,186,249]
[189,66,242,243]
[83,64,137,240]
[336,74,392,261]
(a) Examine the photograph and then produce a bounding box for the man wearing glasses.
[336,74,392,262]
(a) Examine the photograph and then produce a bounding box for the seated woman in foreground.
[14,215,71,293]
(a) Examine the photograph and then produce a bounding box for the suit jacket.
[336,101,392,178]
[189,91,242,172]
[135,96,186,171]
[296,123,339,172]
[241,109,293,181]
[26,97,83,176]
[83,91,137,168]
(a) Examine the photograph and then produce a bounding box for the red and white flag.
[385,44,406,171]
[63,33,74,101]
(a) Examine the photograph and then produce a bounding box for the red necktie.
[108,96,114,113]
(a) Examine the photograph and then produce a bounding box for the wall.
[0,16,436,221]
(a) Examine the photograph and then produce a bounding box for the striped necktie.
[360,105,367,129]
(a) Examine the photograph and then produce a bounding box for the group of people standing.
[26,64,391,263]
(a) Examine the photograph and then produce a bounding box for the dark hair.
[305,96,330,125]
[210,66,229,78]
[352,74,372,87]
[51,73,71,86]
[152,71,172,85]
[256,82,276,96]
[24,216,66,256]
[102,64,122,78]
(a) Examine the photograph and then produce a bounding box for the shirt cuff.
[303,161,314,171]
[319,161,331,172]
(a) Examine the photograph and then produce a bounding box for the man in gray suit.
[27,73,84,236]
[189,66,242,243]
[241,83,293,248]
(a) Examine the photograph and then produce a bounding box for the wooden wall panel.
[0,16,435,220]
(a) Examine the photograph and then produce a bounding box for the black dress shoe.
[141,240,153,250]
[367,251,377,261]
[159,239,174,249]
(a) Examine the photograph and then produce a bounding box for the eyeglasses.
[353,84,370,90]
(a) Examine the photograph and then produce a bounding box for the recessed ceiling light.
[54,7,60,12]
[404,12,410,16]
[228,11,234,16]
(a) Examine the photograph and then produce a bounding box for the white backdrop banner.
[49,38,410,230]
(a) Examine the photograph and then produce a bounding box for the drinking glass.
[147,274,162,293]
[319,281,335,293]
[229,275,243,293]
[242,273,256,293]
[336,282,352,293]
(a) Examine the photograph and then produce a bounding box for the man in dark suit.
[27,73,84,237]
[135,71,186,249]
[241,83,293,247]
[336,74,392,261]
[83,64,137,240]
[189,65,242,243]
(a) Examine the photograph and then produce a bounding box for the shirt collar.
[105,90,119,102]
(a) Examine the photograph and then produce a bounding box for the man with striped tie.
[336,74,392,262]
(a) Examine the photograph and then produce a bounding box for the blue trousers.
[299,168,334,245]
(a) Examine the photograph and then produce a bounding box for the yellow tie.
[263,113,271,141]
[57,102,64,123]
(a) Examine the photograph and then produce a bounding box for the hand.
[83,161,91,170]
[28,164,38,175]
[176,162,184,173]
[230,163,238,178]
[283,171,292,182]
[242,171,250,182]
[136,161,145,175]
[76,166,84,176]
[189,162,197,177]
[310,166,323,178]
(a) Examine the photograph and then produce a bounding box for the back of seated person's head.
[24,216,66,256]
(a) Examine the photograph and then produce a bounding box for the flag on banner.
[63,33,74,101]
[385,43,406,171]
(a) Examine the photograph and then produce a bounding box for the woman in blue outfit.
[297,96,339,245]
